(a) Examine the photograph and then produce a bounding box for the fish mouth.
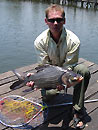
[70,76,83,82]
[61,73,83,86]
[78,76,84,81]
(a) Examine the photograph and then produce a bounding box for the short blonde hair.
[45,4,65,19]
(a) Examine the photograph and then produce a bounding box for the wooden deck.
[0,58,98,130]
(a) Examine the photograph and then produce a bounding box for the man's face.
[45,10,65,34]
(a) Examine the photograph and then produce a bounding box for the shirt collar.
[48,27,67,42]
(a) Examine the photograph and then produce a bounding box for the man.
[27,4,90,129]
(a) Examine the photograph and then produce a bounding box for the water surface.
[0,0,98,73]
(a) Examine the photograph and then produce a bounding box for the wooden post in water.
[60,0,66,5]
[94,0,97,8]
[86,0,90,8]
[81,0,84,7]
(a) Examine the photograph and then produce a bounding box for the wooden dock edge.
[0,58,98,130]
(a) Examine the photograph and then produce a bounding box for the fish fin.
[35,64,51,72]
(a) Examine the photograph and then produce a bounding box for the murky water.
[0,0,98,73]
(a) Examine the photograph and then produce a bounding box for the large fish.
[12,64,83,90]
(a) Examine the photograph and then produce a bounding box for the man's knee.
[73,64,90,78]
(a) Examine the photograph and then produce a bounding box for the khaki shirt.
[34,27,80,67]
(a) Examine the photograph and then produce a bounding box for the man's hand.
[56,85,65,91]
[66,76,83,88]
[26,73,36,90]
[56,82,72,91]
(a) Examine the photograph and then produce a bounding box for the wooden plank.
[85,93,98,115]
[88,72,98,86]
[85,82,98,100]
[85,72,98,100]
[0,84,41,98]
[0,63,38,87]
[85,109,98,130]
[0,76,17,86]
[15,63,38,73]
[78,58,86,64]
[88,64,98,74]
[0,58,98,130]
[78,58,94,67]
[0,71,13,80]
[83,93,98,130]
[0,81,17,96]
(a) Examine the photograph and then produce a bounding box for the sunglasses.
[47,18,64,23]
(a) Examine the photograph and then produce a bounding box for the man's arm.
[63,45,80,67]
[34,40,51,65]
[63,32,80,68]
